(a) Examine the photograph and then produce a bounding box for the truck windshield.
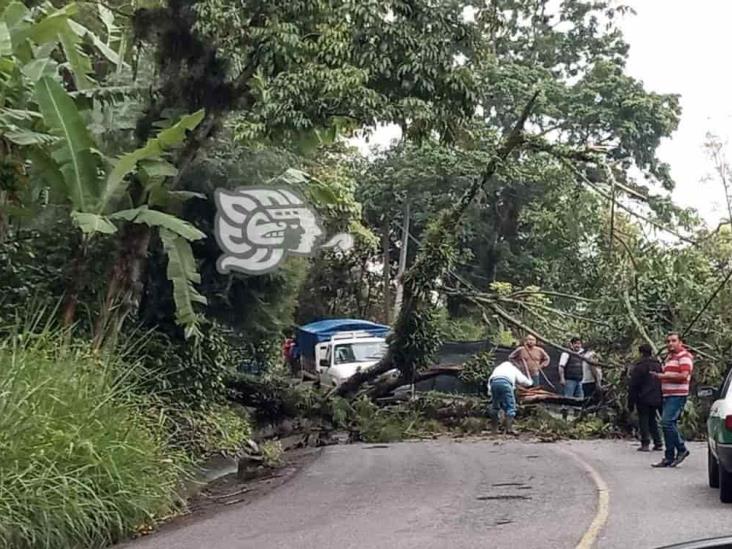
[333,342,387,364]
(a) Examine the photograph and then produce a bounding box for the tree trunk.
[61,238,89,328]
[381,223,391,324]
[335,92,539,399]
[393,201,410,319]
[92,222,152,349]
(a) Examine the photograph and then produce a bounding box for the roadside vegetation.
[1,0,731,546]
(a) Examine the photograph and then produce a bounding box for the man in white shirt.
[581,344,602,398]
[488,359,534,435]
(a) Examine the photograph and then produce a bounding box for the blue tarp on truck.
[296,319,390,360]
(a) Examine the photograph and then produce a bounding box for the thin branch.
[464,293,610,327]
[507,289,597,303]
[502,298,611,327]
[564,160,698,245]
[621,287,657,354]
[514,300,572,335]
[475,298,618,369]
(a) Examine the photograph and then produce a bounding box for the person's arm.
[513,365,534,388]
[539,348,550,369]
[656,356,693,382]
[558,352,568,384]
[508,347,522,361]
[592,365,602,386]
[627,364,642,409]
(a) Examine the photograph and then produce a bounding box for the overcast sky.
[356,1,731,225]
[622,0,732,224]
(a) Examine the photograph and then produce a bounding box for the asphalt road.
[124,439,731,549]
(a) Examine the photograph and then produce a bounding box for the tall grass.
[0,329,186,549]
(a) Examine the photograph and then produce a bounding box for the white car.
[315,332,391,387]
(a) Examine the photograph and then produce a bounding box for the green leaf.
[58,24,94,90]
[26,5,95,89]
[71,211,117,234]
[272,168,309,187]
[0,107,42,121]
[140,158,177,178]
[0,21,11,55]
[4,129,56,145]
[27,148,65,202]
[22,56,58,82]
[309,182,338,205]
[99,110,204,213]
[159,228,207,338]
[68,19,120,66]
[34,76,100,211]
[110,206,205,241]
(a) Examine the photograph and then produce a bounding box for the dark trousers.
[637,404,662,448]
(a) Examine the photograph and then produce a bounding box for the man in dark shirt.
[628,343,663,452]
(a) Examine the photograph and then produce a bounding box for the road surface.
[124,439,730,549]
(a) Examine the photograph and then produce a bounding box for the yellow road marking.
[554,445,610,549]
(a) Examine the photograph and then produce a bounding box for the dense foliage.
[0,0,729,544]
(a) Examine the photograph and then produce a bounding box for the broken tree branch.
[621,287,658,354]
[564,160,698,245]
[334,91,541,398]
[475,297,619,369]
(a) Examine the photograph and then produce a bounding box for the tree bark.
[61,238,89,328]
[381,223,391,324]
[393,201,410,319]
[92,223,152,349]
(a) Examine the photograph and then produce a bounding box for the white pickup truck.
[314,331,389,387]
[295,319,393,387]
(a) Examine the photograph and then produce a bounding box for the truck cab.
[295,319,392,386]
[315,331,388,387]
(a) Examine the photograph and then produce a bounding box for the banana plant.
[0,0,127,222]
[34,75,208,337]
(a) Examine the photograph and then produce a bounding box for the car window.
[721,368,732,398]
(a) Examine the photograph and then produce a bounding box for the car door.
[709,369,732,458]
[317,345,334,385]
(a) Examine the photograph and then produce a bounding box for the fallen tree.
[334,93,540,398]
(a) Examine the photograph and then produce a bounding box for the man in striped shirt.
[651,332,693,468]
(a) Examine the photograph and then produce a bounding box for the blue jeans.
[564,379,584,398]
[662,396,688,462]
[490,378,517,418]
[532,373,541,387]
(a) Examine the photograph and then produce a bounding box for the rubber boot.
[490,411,499,434]
[504,416,518,436]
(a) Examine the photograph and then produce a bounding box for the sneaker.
[637,445,650,452]
[670,449,690,468]
[652,459,673,468]
[652,445,664,451]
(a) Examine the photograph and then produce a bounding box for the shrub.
[125,321,234,407]
[157,403,253,459]
[350,397,421,443]
[458,350,495,392]
[0,332,185,549]
[260,440,284,468]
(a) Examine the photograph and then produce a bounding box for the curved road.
[125,439,731,549]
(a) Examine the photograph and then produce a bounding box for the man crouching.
[488,359,534,435]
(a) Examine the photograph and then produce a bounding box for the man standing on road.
[581,343,602,399]
[509,335,551,386]
[559,337,585,399]
[628,343,663,452]
[652,332,693,468]
[488,359,534,435]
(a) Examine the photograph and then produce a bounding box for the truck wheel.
[709,445,720,488]
[719,462,732,503]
